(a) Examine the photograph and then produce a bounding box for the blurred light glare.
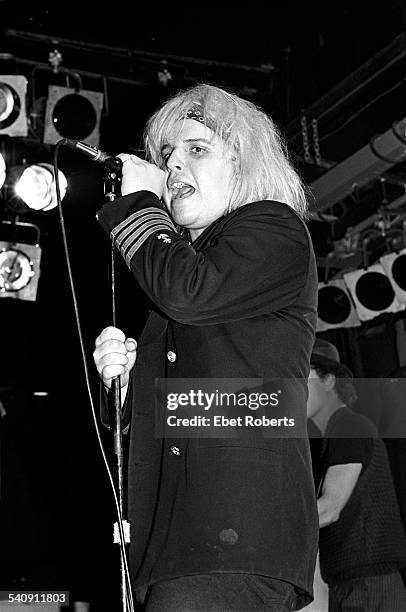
[14,163,67,211]
[0,152,6,188]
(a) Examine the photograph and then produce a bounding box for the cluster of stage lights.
[0,72,103,302]
[0,74,103,212]
[317,252,406,331]
[0,76,67,210]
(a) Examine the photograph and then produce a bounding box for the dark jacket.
[97,192,319,609]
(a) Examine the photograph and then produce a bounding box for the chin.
[172,209,198,229]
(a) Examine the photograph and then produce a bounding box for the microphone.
[61,138,114,163]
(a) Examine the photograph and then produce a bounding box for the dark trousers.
[328,571,406,612]
[143,574,298,611]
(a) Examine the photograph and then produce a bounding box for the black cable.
[52,142,135,612]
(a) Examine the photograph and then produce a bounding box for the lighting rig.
[0,49,103,301]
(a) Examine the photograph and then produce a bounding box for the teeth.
[169,180,196,199]
[171,181,188,191]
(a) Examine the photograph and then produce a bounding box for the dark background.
[0,1,405,609]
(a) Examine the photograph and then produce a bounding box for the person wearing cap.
[307,338,406,611]
[93,83,318,611]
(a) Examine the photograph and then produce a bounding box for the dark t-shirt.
[307,410,374,493]
[323,408,375,471]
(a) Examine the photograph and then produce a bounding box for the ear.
[323,372,336,391]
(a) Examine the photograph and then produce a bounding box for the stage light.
[0,152,5,188]
[0,75,28,137]
[380,248,406,305]
[343,263,404,321]
[43,85,104,146]
[0,221,41,301]
[13,163,67,211]
[317,279,361,332]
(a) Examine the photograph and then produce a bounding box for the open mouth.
[169,181,196,200]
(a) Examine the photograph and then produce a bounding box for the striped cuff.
[111,207,176,266]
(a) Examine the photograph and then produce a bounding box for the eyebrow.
[183,138,213,144]
[161,137,213,152]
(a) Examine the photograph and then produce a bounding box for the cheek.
[212,173,232,201]
[307,381,320,404]
[306,395,318,419]
[194,161,234,205]
[222,163,237,198]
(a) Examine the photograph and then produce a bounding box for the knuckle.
[101,365,113,379]
[104,326,125,340]
[111,340,126,353]
[106,352,128,366]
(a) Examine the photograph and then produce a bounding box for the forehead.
[164,118,219,147]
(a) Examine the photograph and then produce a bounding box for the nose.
[165,147,184,172]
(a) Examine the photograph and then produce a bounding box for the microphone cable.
[53,140,135,612]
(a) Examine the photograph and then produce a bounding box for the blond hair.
[144,84,308,219]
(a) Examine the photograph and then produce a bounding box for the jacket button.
[170,445,181,456]
[167,350,177,363]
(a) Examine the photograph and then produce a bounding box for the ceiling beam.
[308,118,406,214]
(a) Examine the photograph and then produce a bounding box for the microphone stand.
[103,156,131,612]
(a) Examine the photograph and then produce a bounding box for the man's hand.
[93,326,137,392]
[118,153,166,198]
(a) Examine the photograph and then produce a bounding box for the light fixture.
[43,85,104,146]
[380,248,406,305]
[12,163,67,211]
[317,279,361,332]
[0,75,28,137]
[0,152,5,188]
[0,221,41,301]
[343,263,404,321]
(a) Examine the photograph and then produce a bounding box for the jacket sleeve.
[96,191,313,326]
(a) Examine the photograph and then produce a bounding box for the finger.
[101,364,127,380]
[125,338,137,352]
[117,153,132,163]
[99,352,129,368]
[128,154,144,164]
[93,340,128,364]
[118,153,143,166]
[95,326,126,347]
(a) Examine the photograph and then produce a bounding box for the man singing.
[93,84,318,611]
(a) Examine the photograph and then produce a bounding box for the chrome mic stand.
[103,156,132,612]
